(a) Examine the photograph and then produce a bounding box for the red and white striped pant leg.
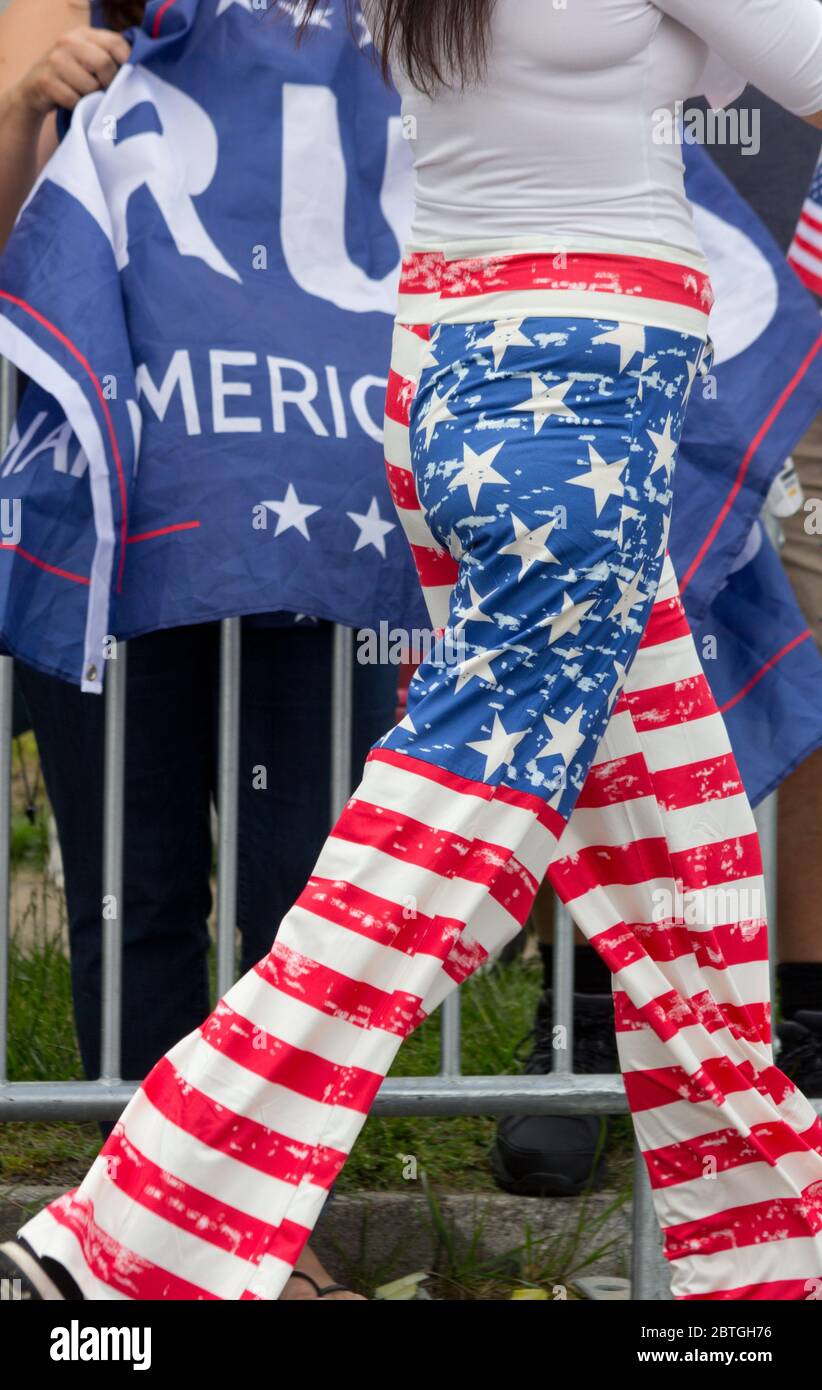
[19,700,561,1301]
[550,555,822,1300]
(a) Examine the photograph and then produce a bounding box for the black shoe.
[490,992,618,1198]
[777,1011,822,1098]
[0,1237,82,1300]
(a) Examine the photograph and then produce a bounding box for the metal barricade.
[0,361,807,1302]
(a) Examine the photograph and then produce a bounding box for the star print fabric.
[19,246,822,1302]
[383,316,700,822]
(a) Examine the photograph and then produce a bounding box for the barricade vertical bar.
[0,360,13,1085]
[552,900,575,1074]
[754,791,778,1008]
[100,642,127,1083]
[440,994,462,1076]
[216,617,241,997]
[330,624,353,822]
[0,358,13,445]
[0,657,12,1083]
[631,1140,671,1300]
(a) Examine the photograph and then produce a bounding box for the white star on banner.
[499,513,561,579]
[647,415,678,479]
[475,319,533,369]
[609,568,647,627]
[514,376,580,434]
[347,496,396,556]
[449,442,507,508]
[537,591,596,644]
[418,385,457,447]
[536,706,587,765]
[468,713,528,780]
[263,483,320,539]
[567,444,628,515]
[592,322,646,372]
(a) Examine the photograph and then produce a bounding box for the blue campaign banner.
[676,141,822,623]
[0,0,426,691]
[694,521,822,807]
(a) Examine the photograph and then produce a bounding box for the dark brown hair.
[99,0,146,31]
[299,0,496,95]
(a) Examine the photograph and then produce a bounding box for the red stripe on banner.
[99,1128,299,1266]
[623,1055,794,1116]
[644,1115,822,1189]
[45,1191,218,1300]
[127,521,200,543]
[142,1055,349,1184]
[385,460,422,511]
[789,251,822,299]
[366,745,567,839]
[791,227,822,261]
[797,204,822,236]
[680,327,822,593]
[410,542,459,587]
[385,367,415,427]
[650,753,745,811]
[613,986,770,1047]
[623,674,716,731]
[718,630,814,714]
[638,595,690,649]
[575,752,656,807]
[253,940,426,1039]
[0,543,89,585]
[333,798,538,927]
[664,1193,822,1262]
[151,0,179,37]
[297,875,482,973]
[0,290,130,591]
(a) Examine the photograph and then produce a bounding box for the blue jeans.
[16,620,398,1085]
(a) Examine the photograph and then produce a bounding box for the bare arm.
[0,0,131,251]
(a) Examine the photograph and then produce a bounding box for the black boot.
[777,1010,822,1098]
[490,991,618,1197]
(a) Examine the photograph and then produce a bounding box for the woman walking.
[5,0,822,1301]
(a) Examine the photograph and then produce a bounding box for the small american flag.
[788,153,822,296]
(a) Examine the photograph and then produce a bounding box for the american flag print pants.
[21,242,822,1300]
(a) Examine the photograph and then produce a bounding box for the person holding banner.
[5,0,822,1303]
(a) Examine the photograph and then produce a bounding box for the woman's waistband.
[395,234,713,338]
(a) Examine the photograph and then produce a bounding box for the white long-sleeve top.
[363,0,822,254]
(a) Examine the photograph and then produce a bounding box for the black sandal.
[286,1271,357,1299]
